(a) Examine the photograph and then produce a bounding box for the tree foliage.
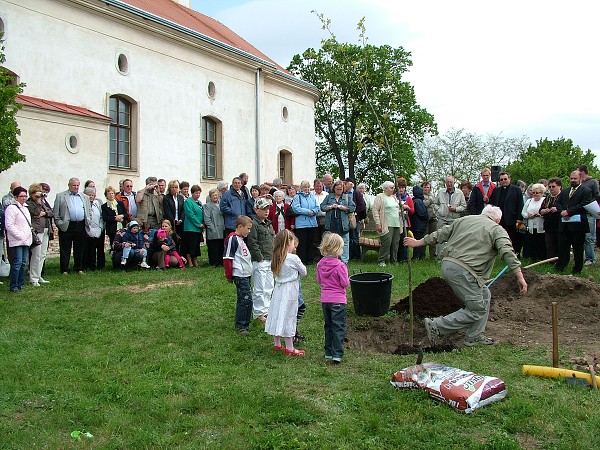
[413,128,529,188]
[503,137,597,185]
[0,35,24,172]
[287,15,436,189]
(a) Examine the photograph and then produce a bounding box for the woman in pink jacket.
[5,186,33,293]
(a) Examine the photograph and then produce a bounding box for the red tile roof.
[17,95,112,121]
[119,0,287,72]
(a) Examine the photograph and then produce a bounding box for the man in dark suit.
[489,171,524,254]
[555,170,593,274]
[53,177,92,274]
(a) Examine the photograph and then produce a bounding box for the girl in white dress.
[265,229,307,356]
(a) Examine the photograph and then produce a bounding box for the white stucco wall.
[0,0,317,196]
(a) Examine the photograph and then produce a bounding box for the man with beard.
[555,170,593,274]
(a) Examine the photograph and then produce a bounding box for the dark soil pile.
[347,269,600,355]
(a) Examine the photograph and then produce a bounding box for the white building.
[0,0,319,200]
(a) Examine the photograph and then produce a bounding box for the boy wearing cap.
[120,220,151,268]
[247,197,276,322]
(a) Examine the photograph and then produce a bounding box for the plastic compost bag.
[390,363,507,413]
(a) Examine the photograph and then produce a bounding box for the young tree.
[503,137,597,185]
[288,16,436,189]
[0,35,25,172]
[414,128,529,188]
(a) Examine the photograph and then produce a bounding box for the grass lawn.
[1,251,598,449]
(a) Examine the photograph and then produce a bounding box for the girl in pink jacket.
[316,233,350,363]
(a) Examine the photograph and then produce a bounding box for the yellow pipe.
[522,365,600,386]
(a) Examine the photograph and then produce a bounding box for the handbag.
[285,203,298,218]
[0,243,10,277]
[14,204,42,248]
[345,194,357,229]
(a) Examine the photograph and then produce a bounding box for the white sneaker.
[121,259,127,265]
[584,260,594,266]
[39,278,50,284]
[378,262,386,267]
[140,261,150,269]
[31,281,40,287]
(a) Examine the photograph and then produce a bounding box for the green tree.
[288,16,436,189]
[414,128,529,188]
[503,137,597,185]
[0,35,24,172]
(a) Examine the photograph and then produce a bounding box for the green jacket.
[423,214,521,279]
[247,217,275,262]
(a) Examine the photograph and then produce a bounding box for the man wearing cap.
[344,177,366,260]
[53,177,92,274]
[247,197,276,322]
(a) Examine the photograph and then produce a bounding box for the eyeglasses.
[532,191,542,194]
[499,178,509,181]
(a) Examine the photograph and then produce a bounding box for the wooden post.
[551,302,559,368]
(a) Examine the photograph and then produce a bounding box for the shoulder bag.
[14,204,42,248]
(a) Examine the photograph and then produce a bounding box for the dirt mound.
[347,269,600,355]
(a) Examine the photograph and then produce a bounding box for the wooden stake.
[552,302,558,368]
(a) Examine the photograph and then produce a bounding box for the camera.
[41,193,48,198]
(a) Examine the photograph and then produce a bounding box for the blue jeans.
[341,232,349,263]
[322,302,347,359]
[585,216,596,262]
[234,276,252,331]
[10,245,29,292]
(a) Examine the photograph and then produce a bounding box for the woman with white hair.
[521,183,547,261]
[268,190,294,233]
[372,181,401,266]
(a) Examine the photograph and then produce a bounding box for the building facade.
[0,0,318,199]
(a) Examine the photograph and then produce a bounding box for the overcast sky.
[191,0,600,160]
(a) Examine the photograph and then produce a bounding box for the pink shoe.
[273,345,284,352]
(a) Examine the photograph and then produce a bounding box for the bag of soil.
[390,363,507,413]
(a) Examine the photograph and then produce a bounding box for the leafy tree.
[503,137,597,185]
[0,35,24,172]
[288,15,436,189]
[413,128,529,188]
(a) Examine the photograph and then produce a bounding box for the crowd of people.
[1,166,597,353]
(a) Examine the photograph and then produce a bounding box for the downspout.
[255,68,261,183]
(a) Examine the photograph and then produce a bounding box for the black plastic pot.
[349,272,394,316]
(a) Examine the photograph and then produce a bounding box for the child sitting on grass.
[152,227,186,269]
[265,230,307,356]
[120,221,150,269]
[223,215,254,336]
[317,232,350,363]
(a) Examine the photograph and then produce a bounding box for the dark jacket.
[163,194,186,229]
[220,187,252,230]
[410,186,428,233]
[489,184,524,228]
[26,198,54,233]
[101,200,128,236]
[556,184,593,233]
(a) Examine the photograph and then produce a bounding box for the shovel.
[486,257,558,288]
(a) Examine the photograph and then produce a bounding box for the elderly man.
[577,165,599,265]
[555,170,593,274]
[404,205,527,347]
[322,173,334,193]
[136,176,163,231]
[116,179,138,222]
[433,176,466,257]
[344,177,366,260]
[220,177,253,237]
[489,171,524,254]
[53,177,92,274]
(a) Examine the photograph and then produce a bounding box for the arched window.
[109,96,131,168]
[202,116,222,179]
[279,149,293,185]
